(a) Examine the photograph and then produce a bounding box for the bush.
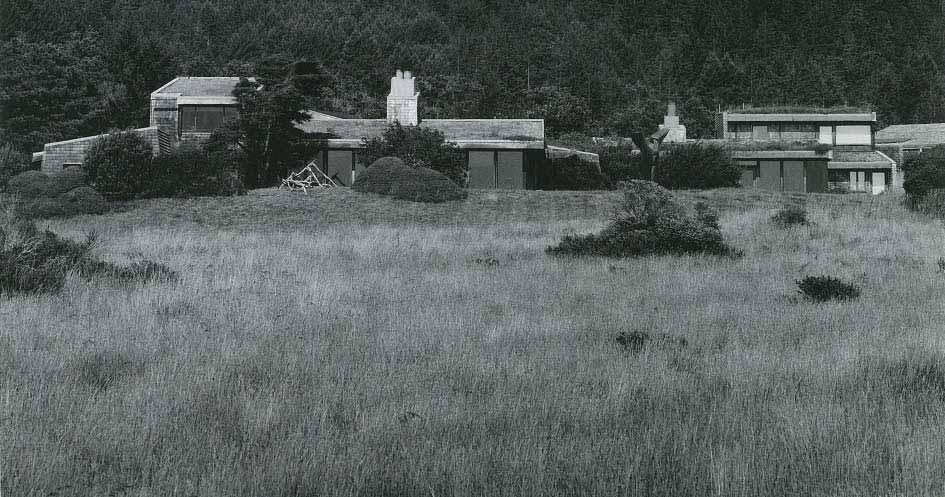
[5,169,107,219]
[547,180,738,257]
[7,167,87,198]
[83,130,154,200]
[353,156,467,203]
[903,146,945,202]
[655,142,740,189]
[599,144,648,184]
[0,143,33,191]
[0,211,177,296]
[360,123,466,186]
[772,204,808,226]
[540,155,610,190]
[914,189,945,219]
[796,275,861,302]
[148,145,244,198]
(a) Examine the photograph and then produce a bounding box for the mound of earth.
[6,169,108,218]
[353,157,467,203]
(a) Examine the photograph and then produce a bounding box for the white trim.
[177,96,238,105]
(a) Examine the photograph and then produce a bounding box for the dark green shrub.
[353,156,467,203]
[540,155,610,190]
[83,130,154,200]
[148,145,244,197]
[599,145,647,184]
[0,214,177,296]
[360,123,466,186]
[903,146,945,202]
[796,275,861,302]
[0,144,33,191]
[655,142,740,189]
[772,204,808,226]
[547,180,738,257]
[6,169,107,219]
[913,189,945,219]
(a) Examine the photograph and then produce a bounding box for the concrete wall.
[41,127,162,173]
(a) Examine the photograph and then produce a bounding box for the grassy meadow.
[2,187,945,496]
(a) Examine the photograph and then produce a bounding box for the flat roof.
[829,150,895,169]
[296,116,545,145]
[152,77,246,97]
[725,112,876,123]
[876,123,945,147]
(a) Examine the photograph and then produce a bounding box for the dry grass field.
[2,187,945,496]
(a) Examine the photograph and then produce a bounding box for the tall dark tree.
[209,61,327,187]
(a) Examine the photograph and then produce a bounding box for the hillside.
[3,0,945,154]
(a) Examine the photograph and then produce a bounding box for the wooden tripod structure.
[280,161,338,192]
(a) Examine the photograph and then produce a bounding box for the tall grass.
[2,189,945,496]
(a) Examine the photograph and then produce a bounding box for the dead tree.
[630,127,670,182]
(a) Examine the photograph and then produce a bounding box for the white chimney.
[387,69,419,126]
[659,101,687,142]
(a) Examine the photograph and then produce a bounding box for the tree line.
[2,0,944,154]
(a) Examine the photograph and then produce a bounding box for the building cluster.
[31,71,944,194]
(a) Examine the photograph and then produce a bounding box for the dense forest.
[2,0,944,154]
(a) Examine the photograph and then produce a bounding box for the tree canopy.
[2,0,944,154]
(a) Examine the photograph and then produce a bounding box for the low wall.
[41,127,161,173]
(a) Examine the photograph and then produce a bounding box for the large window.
[835,125,871,145]
[179,105,239,133]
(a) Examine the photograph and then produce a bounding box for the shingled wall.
[41,127,162,173]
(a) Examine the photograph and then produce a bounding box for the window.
[752,125,769,140]
[818,126,833,145]
[63,162,81,170]
[179,105,239,133]
[835,125,871,145]
[728,123,751,141]
[780,123,817,141]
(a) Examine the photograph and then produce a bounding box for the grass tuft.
[796,275,861,302]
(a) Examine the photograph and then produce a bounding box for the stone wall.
[41,127,161,173]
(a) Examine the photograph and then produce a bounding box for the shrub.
[360,123,466,186]
[0,212,176,296]
[772,204,808,226]
[539,155,610,190]
[83,130,154,200]
[547,180,738,257]
[912,188,945,219]
[5,169,107,219]
[903,146,945,202]
[655,142,740,189]
[796,275,861,302]
[353,156,467,203]
[0,143,32,191]
[599,145,647,184]
[148,145,244,198]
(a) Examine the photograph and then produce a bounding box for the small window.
[752,125,769,140]
[62,162,81,170]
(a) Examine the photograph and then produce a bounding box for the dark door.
[496,151,523,189]
[759,161,781,190]
[782,161,805,192]
[468,151,495,188]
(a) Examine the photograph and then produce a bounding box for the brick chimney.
[387,69,418,126]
